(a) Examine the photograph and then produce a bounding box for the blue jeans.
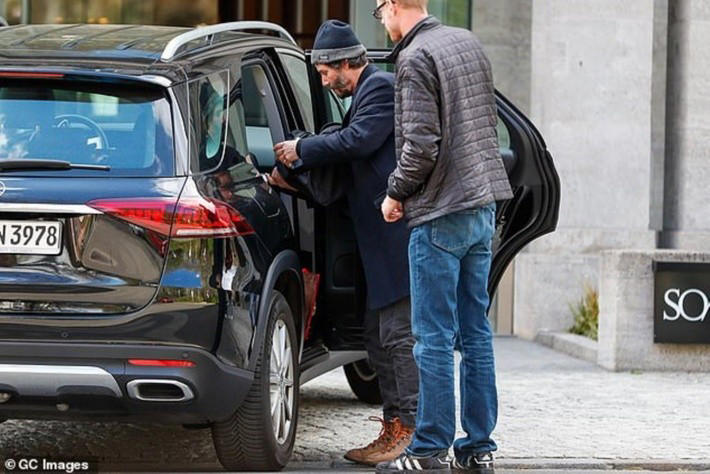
[406,204,498,458]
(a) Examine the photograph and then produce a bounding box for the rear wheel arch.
[250,250,303,372]
[212,289,299,470]
[274,268,304,349]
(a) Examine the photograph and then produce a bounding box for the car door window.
[188,70,230,173]
[240,63,285,169]
[497,119,511,149]
[325,89,345,124]
[496,116,516,180]
[225,80,249,159]
[278,53,315,133]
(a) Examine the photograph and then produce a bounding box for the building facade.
[0,1,470,47]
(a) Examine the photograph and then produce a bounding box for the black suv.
[0,22,559,471]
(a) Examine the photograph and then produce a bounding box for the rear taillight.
[128,359,196,368]
[87,197,254,238]
[0,72,65,79]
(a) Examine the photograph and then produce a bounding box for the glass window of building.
[428,0,471,28]
[1,0,218,26]
[350,0,471,49]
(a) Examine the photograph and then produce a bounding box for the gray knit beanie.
[311,20,366,65]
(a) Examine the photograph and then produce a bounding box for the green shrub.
[569,285,599,341]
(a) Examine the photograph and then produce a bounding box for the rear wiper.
[0,159,110,171]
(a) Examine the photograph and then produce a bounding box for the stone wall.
[473,0,532,113]
[661,0,710,250]
[513,0,659,339]
[598,250,710,371]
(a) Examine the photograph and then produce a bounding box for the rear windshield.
[0,80,174,176]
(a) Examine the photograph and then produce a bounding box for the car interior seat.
[0,87,58,158]
[121,110,155,169]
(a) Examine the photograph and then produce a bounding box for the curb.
[495,458,710,471]
[536,331,598,364]
[95,459,710,472]
[288,458,710,472]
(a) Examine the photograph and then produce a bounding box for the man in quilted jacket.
[375,0,513,472]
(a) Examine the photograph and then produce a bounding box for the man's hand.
[381,196,404,223]
[274,139,299,168]
[267,167,298,192]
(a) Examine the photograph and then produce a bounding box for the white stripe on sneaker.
[412,459,422,470]
[396,458,404,470]
[404,458,413,470]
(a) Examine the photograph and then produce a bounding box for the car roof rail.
[161,21,297,61]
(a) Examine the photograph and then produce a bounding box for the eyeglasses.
[372,1,391,20]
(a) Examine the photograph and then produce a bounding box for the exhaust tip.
[126,379,194,402]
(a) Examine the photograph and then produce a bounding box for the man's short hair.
[398,0,428,9]
[321,52,369,70]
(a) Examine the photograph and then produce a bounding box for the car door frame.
[266,51,369,355]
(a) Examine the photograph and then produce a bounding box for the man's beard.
[331,73,352,98]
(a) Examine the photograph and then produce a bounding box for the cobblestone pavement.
[0,337,709,471]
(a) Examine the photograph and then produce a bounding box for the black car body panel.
[0,177,183,315]
[0,340,253,423]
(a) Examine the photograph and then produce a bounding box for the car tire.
[211,290,299,471]
[343,359,382,405]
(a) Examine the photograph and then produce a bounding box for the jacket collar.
[341,64,380,124]
[387,16,440,63]
[354,63,379,95]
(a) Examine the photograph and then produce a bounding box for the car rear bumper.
[0,341,253,424]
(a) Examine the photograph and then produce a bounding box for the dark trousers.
[363,296,419,428]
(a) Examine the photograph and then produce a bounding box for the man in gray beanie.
[272,20,419,466]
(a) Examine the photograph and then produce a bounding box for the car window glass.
[0,80,173,176]
[497,117,511,149]
[241,64,280,168]
[188,71,229,173]
[225,81,249,158]
[278,53,315,133]
[325,89,345,124]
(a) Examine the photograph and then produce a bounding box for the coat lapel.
[342,64,379,126]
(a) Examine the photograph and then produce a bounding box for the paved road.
[1,338,709,471]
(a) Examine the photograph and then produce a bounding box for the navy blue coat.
[297,64,410,310]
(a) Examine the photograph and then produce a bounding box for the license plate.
[0,220,63,255]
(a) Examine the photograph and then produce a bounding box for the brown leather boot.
[365,421,415,465]
[344,416,400,466]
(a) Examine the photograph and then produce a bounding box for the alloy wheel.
[269,319,294,444]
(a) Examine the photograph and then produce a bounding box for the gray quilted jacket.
[386,17,513,228]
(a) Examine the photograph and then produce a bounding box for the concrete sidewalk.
[294,336,710,470]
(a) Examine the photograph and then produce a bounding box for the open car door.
[365,49,561,296]
[281,50,369,364]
